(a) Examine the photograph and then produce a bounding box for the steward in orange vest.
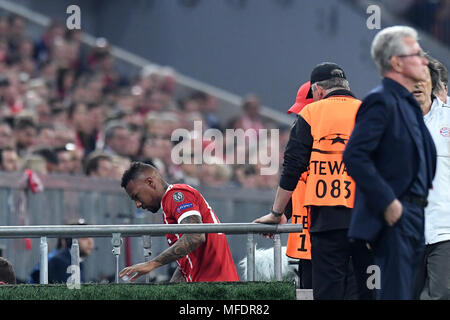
[286,92,360,260]
[277,63,374,300]
[300,95,361,208]
[254,62,375,300]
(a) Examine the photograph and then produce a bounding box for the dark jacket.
[343,78,437,242]
[29,248,85,284]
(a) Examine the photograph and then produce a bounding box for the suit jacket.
[343,77,436,242]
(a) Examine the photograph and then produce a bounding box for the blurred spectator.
[0,16,9,40]
[84,151,114,177]
[0,120,13,147]
[0,74,24,116]
[255,162,280,190]
[88,103,105,147]
[405,0,440,34]
[13,116,37,157]
[26,93,52,126]
[140,133,173,169]
[189,90,221,130]
[29,219,95,284]
[69,147,84,175]
[16,37,35,62]
[103,121,131,157]
[56,67,77,101]
[144,111,178,138]
[50,104,68,125]
[111,155,131,180]
[67,102,98,156]
[382,0,450,46]
[34,20,65,64]
[8,14,26,54]
[0,146,19,172]
[0,14,285,191]
[50,234,94,284]
[174,152,201,187]
[32,147,59,173]
[20,154,47,174]
[235,164,259,189]
[55,146,74,174]
[127,123,143,160]
[433,0,450,45]
[0,257,16,285]
[200,161,233,187]
[235,94,265,133]
[35,124,56,148]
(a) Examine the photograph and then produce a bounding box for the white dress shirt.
[423,98,450,244]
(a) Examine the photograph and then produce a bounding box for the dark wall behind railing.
[0,172,278,282]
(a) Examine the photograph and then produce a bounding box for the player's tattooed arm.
[119,215,205,282]
[153,215,206,267]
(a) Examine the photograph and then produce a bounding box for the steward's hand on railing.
[252,212,287,239]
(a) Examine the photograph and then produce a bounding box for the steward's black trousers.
[310,229,375,300]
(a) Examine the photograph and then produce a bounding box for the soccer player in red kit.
[119,162,239,282]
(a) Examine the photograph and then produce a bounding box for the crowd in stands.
[379,0,450,46]
[0,15,286,190]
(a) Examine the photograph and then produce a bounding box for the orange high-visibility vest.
[300,96,361,208]
[286,172,311,260]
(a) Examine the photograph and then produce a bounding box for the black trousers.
[298,259,312,289]
[310,229,375,300]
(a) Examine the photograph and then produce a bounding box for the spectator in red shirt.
[119,161,239,282]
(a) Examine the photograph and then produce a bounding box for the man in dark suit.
[343,26,437,300]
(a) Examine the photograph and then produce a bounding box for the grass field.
[0,281,296,300]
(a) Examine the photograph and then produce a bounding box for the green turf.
[0,281,296,300]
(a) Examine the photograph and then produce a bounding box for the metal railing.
[0,223,302,284]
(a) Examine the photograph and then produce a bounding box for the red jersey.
[161,184,240,282]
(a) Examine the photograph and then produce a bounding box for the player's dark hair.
[0,257,16,284]
[121,161,156,189]
[426,54,447,96]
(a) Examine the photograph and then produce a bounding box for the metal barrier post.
[246,233,255,281]
[70,239,80,285]
[39,236,48,284]
[111,233,122,283]
[70,239,80,268]
[142,235,152,283]
[274,233,282,281]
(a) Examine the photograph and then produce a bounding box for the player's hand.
[384,199,403,226]
[119,261,155,282]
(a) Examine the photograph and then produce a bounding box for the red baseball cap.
[287,81,314,114]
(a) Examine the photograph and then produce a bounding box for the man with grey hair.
[343,26,437,299]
